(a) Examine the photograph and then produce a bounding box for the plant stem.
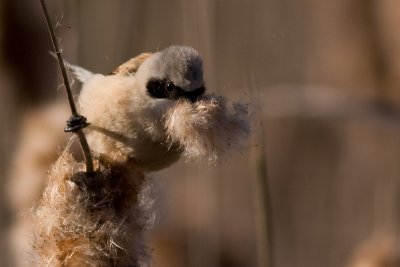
[40,0,77,115]
[39,0,94,174]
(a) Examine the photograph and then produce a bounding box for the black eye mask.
[146,79,205,102]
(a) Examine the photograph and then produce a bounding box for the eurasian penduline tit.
[65,45,250,172]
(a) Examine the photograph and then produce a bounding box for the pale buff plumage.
[76,46,250,172]
[78,73,181,172]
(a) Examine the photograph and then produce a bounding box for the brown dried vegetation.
[33,152,150,266]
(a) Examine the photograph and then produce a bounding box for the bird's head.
[135,46,205,105]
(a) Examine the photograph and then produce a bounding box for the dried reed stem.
[39,0,93,174]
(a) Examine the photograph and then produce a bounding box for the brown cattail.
[32,151,151,266]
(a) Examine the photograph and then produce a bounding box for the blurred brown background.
[1,0,400,267]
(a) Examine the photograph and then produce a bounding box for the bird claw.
[64,114,90,132]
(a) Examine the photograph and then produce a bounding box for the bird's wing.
[111,53,152,76]
[49,52,94,83]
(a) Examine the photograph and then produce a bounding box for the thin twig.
[40,0,76,115]
[39,0,94,174]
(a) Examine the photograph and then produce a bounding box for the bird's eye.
[147,79,178,99]
[165,82,174,92]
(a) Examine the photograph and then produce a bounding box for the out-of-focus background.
[1,1,400,267]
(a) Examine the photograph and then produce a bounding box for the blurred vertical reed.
[182,1,220,266]
[249,77,274,267]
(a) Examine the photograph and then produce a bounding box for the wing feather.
[111,53,152,76]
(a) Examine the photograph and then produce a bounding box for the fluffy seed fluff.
[164,94,250,163]
[32,151,152,267]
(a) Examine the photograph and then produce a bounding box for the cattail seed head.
[33,151,151,266]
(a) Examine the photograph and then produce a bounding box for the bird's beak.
[182,86,206,103]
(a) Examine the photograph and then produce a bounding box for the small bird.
[67,46,204,172]
[66,45,249,172]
